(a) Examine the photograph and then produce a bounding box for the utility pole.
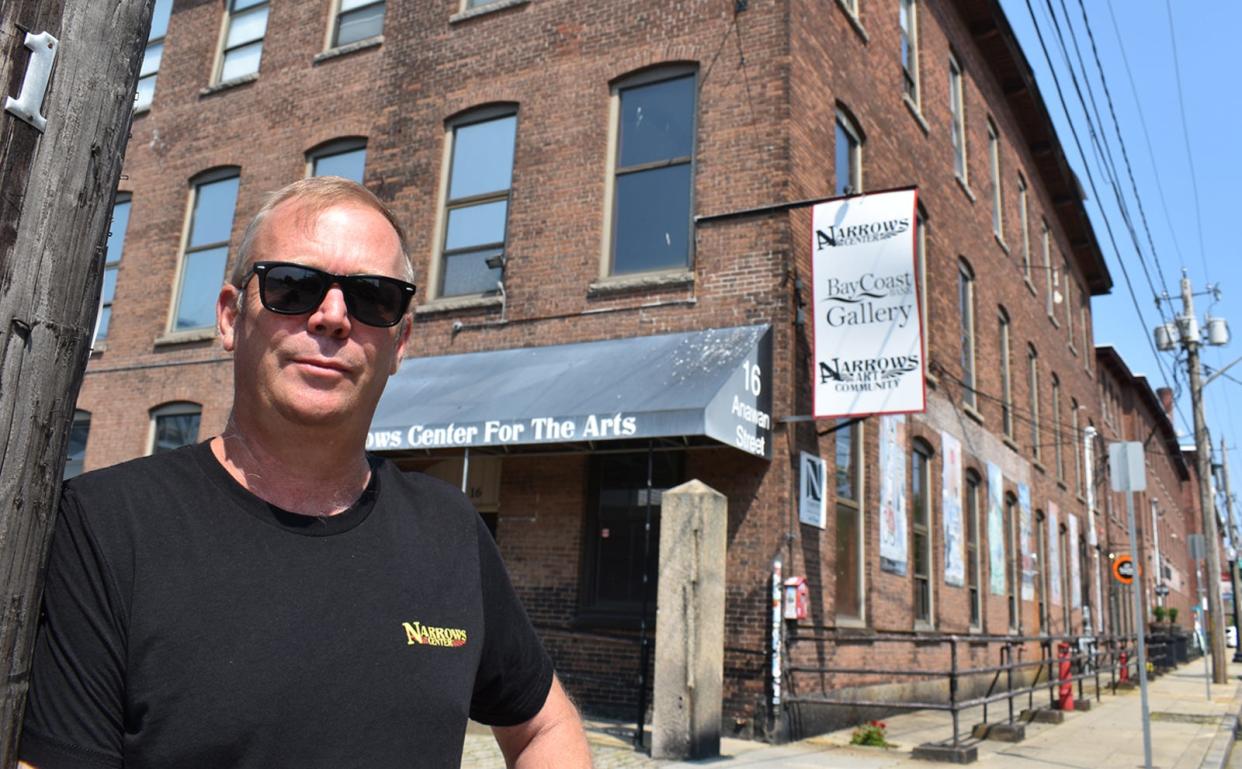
[1179,272,1229,684]
[1221,437,1242,663]
[0,0,153,763]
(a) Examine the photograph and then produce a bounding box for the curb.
[1200,681,1242,769]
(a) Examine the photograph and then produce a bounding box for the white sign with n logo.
[799,451,827,529]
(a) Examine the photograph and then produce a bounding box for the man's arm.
[491,675,592,768]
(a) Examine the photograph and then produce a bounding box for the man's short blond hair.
[230,176,413,287]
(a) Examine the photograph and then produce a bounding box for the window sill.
[925,370,939,388]
[415,293,503,316]
[200,72,258,97]
[914,620,936,633]
[451,0,529,23]
[89,340,108,355]
[1069,343,1078,357]
[1048,314,1060,328]
[955,175,976,203]
[962,403,984,425]
[1002,436,1021,453]
[994,233,1010,255]
[588,270,694,298]
[834,616,868,630]
[1056,479,1068,491]
[834,0,869,43]
[154,327,217,346]
[903,94,929,135]
[1033,460,1047,474]
[133,104,150,118]
[314,35,382,65]
[1076,493,1086,504]
[1024,277,1037,296]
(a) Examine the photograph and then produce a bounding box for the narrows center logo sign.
[811,189,926,418]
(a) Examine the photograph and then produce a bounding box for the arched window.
[173,168,240,332]
[308,137,367,183]
[149,402,202,454]
[911,439,934,626]
[965,469,982,629]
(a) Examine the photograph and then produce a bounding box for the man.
[19,178,592,768]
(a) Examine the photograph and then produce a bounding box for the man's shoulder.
[65,443,204,500]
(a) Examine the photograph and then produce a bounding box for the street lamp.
[1153,270,1231,683]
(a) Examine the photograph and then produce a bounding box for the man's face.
[217,201,411,434]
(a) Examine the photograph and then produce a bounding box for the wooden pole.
[0,0,152,763]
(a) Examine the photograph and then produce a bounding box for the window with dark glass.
[1006,493,1019,630]
[151,403,201,454]
[1036,509,1047,633]
[988,120,1003,239]
[1018,175,1031,278]
[610,72,695,275]
[136,0,172,110]
[217,0,268,82]
[1029,346,1041,461]
[966,471,981,628]
[310,138,367,183]
[96,195,131,343]
[912,442,933,624]
[1052,374,1064,481]
[1072,398,1082,495]
[835,419,864,621]
[949,55,966,181]
[63,410,90,479]
[900,0,919,104]
[439,111,516,297]
[835,111,863,196]
[334,0,384,47]
[999,309,1013,438]
[581,451,682,618]
[959,260,976,409]
[175,171,239,331]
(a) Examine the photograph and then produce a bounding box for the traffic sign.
[1113,555,1136,584]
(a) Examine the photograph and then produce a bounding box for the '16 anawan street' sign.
[811,187,926,418]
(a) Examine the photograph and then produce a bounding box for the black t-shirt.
[19,441,553,768]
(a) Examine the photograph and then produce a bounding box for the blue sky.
[1000,0,1242,484]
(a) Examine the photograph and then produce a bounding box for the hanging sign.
[942,431,965,587]
[879,415,908,574]
[987,463,1006,596]
[811,188,925,418]
[1019,484,1035,600]
[1048,502,1063,605]
[799,452,827,529]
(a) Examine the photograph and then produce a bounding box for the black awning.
[368,324,773,459]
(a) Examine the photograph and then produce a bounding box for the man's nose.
[308,285,351,337]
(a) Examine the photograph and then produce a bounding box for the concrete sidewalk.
[460,660,1242,768]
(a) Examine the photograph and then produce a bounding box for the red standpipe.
[1058,642,1074,710]
[1119,649,1130,683]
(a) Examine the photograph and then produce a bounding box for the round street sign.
[1113,555,1136,585]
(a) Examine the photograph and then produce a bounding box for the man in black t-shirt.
[19,178,592,768]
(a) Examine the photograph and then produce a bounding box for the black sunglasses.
[244,261,416,328]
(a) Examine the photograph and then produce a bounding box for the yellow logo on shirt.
[402,621,468,647]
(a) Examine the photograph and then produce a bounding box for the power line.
[1019,0,1190,440]
[1164,0,1211,283]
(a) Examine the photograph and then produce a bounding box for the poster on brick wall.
[810,188,925,418]
[942,431,965,587]
[1048,502,1063,605]
[1069,513,1082,610]
[987,463,1006,596]
[1019,484,1035,600]
[879,415,908,574]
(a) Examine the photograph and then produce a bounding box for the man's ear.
[218,284,241,352]
[390,315,413,374]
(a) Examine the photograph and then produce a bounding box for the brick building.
[67,0,1212,741]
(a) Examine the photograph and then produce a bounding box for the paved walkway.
[460,660,1242,768]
